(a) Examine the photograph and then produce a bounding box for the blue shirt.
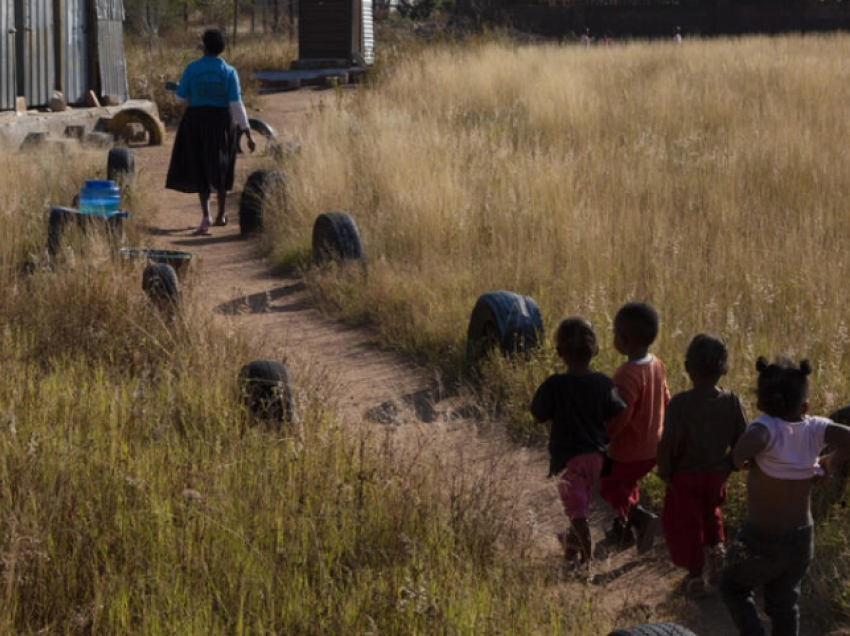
[176,55,241,108]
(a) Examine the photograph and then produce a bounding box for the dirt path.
[130,89,826,636]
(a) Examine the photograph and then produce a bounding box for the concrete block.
[49,91,67,112]
[20,132,46,151]
[84,132,114,147]
[64,125,86,140]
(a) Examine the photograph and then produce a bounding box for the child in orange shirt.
[600,302,670,554]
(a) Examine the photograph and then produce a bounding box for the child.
[600,302,670,554]
[531,317,626,565]
[721,356,850,636]
[657,334,748,595]
[673,26,683,45]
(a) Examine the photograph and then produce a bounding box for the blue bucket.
[79,180,121,217]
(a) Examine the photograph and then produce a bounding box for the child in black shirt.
[531,317,627,565]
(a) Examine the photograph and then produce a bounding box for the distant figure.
[599,302,670,555]
[674,26,683,45]
[657,334,747,596]
[602,31,615,47]
[580,28,593,50]
[530,317,626,567]
[721,356,850,636]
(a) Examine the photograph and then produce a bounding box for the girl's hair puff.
[755,355,812,418]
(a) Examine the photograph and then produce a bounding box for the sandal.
[213,214,228,227]
[192,219,212,236]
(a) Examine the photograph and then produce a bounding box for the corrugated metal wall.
[299,0,351,60]
[95,18,127,99]
[19,0,55,107]
[0,0,129,111]
[60,0,87,103]
[94,0,127,100]
[362,0,373,64]
[1,0,16,109]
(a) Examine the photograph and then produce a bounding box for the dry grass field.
[277,34,850,417]
[0,147,603,632]
[270,33,850,620]
[2,29,850,634]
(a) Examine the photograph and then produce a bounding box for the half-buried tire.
[240,118,279,156]
[239,360,294,427]
[466,291,543,365]
[107,147,135,187]
[312,211,364,265]
[239,169,285,236]
[607,624,696,636]
[142,263,180,312]
[105,108,166,146]
[47,206,124,257]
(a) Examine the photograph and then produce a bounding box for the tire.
[249,118,276,139]
[312,211,364,265]
[607,624,697,636]
[106,108,166,146]
[239,118,280,154]
[107,147,135,186]
[239,170,286,236]
[47,206,77,257]
[239,360,294,427]
[142,263,180,312]
[46,206,123,257]
[466,291,543,364]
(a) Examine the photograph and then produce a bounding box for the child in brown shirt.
[657,334,748,595]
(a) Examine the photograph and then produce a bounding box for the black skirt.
[165,106,239,195]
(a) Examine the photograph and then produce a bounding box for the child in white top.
[721,356,850,636]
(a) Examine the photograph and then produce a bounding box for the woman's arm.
[228,66,255,152]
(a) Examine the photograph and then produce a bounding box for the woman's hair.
[755,355,812,418]
[614,302,659,347]
[556,316,599,361]
[686,333,729,379]
[203,28,226,56]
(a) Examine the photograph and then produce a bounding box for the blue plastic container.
[79,180,121,217]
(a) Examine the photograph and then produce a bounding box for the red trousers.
[662,471,728,572]
[599,458,656,521]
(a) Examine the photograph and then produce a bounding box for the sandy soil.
[130,89,828,636]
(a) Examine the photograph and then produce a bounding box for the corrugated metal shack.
[0,0,128,111]
[454,0,850,37]
[296,0,374,67]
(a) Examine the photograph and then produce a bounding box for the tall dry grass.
[269,34,850,622]
[275,34,850,414]
[0,146,611,633]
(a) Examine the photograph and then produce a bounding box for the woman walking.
[166,28,255,235]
